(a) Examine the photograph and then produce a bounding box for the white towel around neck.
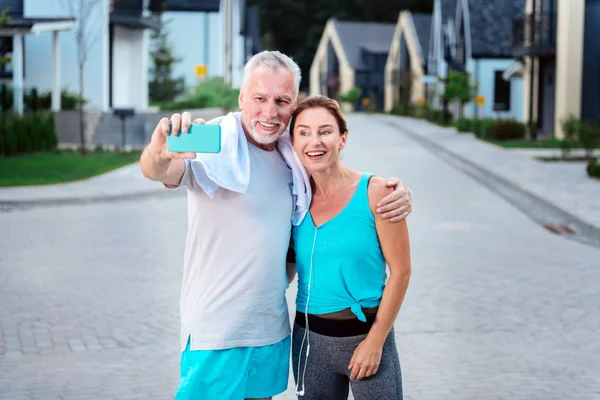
[187,111,311,226]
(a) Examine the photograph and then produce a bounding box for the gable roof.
[332,19,396,70]
[410,13,433,63]
[467,0,526,57]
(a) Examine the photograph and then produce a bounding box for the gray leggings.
[292,323,403,400]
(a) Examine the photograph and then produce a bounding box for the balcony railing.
[513,12,557,57]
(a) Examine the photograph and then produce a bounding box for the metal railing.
[513,12,557,56]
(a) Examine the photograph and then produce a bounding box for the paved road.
[1,114,599,400]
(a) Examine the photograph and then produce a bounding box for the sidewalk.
[0,163,168,207]
[377,115,600,231]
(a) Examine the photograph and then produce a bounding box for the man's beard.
[247,118,287,144]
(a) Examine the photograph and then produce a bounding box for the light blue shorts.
[175,335,290,400]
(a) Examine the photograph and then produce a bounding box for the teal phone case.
[166,124,221,153]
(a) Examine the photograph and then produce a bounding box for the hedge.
[0,113,57,157]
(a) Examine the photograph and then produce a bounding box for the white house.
[384,0,526,121]
[0,0,255,114]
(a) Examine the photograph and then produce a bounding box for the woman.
[289,95,412,400]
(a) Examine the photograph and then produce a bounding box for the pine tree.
[0,8,11,69]
[149,17,185,103]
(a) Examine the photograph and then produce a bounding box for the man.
[140,51,412,400]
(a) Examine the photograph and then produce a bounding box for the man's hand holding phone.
[148,112,221,161]
[148,112,197,161]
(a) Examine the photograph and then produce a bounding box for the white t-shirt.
[175,143,294,351]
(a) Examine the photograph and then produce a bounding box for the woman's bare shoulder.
[367,175,394,210]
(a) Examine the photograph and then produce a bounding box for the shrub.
[477,119,495,139]
[28,114,44,152]
[560,114,580,141]
[578,123,600,158]
[366,91,379,112]
[13,116,29,154]
[454,118,472,132]
[528,121,539,141]
[487,119,526,140]
[558,139,577,159]
[390,103,404,116]
[587,160,600,179]
[414,104,430,119]
[390,103,415,117]
[0,85,86,111]
[156,78,239,112]
[338,87,362,105]
[462,118,496,139]
[45,113,57,150]
[0,113,58,157]
[432,110,449,125]
[186,77,239,111]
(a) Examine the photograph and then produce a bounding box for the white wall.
[24,0,109,110]
[554,0,585,139]
[112,27,149,110]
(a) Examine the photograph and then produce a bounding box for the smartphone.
[166,123,221,153]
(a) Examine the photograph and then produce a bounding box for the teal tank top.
[292,173,387,322]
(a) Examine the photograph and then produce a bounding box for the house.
[162,0,257,91]
[460,0,525,120]
[0,0,77,114]
[385,0,526,121]
[384,11,434,112]
[510,0,599,138]
[0,0,166,112]
[0,0,256,114]
[384,0,465,112]
[309,18,395,111]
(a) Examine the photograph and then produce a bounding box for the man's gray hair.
[242,51,302,94]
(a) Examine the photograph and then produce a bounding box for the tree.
[0,8,11,69]
[440,70,477,119]
[149,16,185,103]
[62,0,101,156]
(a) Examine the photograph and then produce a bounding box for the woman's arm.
[367,176,412,343]
[348,176,412,380]
[376,177,412,222]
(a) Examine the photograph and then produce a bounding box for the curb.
[0,188,184,211]
[379,116,600,249]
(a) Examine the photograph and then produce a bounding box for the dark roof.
[148,0,220,12]
[410,13,433,62]
[0,17,76,30]
[332,19,396,70]
[0,0,24,16]
[110,13,161,30]
[468,0,526,57]
[441,0,458,25]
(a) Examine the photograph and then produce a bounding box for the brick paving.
[1,114,599,399]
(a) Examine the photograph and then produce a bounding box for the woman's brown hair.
[289,95,348,140]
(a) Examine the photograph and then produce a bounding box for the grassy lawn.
[0,150,141,187]
[485,138,600,149]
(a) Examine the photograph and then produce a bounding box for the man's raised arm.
[140,112,200,186]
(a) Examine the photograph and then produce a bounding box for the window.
[493,70,511,112]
